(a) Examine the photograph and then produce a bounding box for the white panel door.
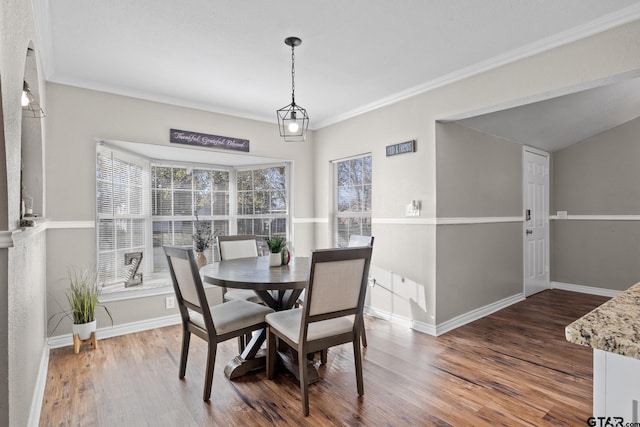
[523,148,549,297]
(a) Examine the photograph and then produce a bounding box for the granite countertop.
[565,282,640,359]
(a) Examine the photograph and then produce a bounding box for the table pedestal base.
[223,348,319,383]
[277,349,320,384]
[224,349,268,379]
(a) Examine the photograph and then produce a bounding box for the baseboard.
[47,314,182,349]
[411,319,437,336]
[366,294,525,337]
[365,306,415,329]
[550,281,620,298]
[365,306,437,336]
[435,293,526,336]
[365,283,619,339]
[27,345,49,427]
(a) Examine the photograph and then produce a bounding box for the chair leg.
[320,349,327,364]
[298,348,310,416]
[179,330,191,379]
[267,329,277,379]
[353,334,364,396]
[360,317,368,347]
[203,341,217,402]
[237,335,246,353]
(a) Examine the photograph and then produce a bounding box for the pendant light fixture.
[277,36,309,142]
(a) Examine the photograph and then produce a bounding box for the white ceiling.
[34,0,640,149]
[455,74,640,152]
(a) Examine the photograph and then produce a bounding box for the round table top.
[200,256,309,291]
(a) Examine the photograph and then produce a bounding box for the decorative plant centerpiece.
[192,214,214,269]
[48,266,113,352]
[266,236,287,267]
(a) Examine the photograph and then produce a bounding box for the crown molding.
[315,3,640,129]
[47,75,277,126]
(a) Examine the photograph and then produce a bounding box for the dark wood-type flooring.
[40,290,608,426]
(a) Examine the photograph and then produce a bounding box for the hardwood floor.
[40,290,608,426]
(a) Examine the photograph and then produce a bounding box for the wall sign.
[170,128,250,152]
[386,140,415,157]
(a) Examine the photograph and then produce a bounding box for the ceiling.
[454,74,640,152]
[34,1,640,150]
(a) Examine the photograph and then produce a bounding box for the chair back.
[348,235,374,247]
[303,246,373,325]
[164,246,215,334]
[217,235,259,260]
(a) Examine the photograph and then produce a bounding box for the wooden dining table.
[200,255,315,380]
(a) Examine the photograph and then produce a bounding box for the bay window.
[96,144,290,293]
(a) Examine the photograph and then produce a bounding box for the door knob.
[526,229,533,235]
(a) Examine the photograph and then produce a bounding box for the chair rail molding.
[550,215,640,221]
[46,220,95,229]
[292,217,328,224]
[0,230,13,248]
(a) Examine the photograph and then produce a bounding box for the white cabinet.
[594,349,640,422]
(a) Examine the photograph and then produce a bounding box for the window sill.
[99,273,174,302]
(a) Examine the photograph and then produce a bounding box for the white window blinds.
[96,146,149,286]
[236,166,288,250]
[150,165,230,270]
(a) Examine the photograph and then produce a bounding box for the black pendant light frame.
[277,36,309,142]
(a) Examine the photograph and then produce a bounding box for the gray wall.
[552,116,640,290]
[435,122,523,323]
[436,223,523,322]
[436,122,522,218]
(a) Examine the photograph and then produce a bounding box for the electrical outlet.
[165,296,175,310]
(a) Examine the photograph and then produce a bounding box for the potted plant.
[265,236,286,267]
[48,266,113,347]
[192,214,214,269]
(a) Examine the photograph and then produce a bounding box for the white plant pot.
[72,319,97,340]
[269,252,281,267]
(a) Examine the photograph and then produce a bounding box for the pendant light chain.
[290,44,296,105]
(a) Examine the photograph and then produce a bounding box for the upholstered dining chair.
[217,234,264,351]
[301,234,374,363]
[164,245,274,402]
[266,246,373,416]
[217,235,262,304]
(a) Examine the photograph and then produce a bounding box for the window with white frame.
[151,165,231,272]
[96,147,149,286]
[236,166,288,249]
[96,144,290,292]
[333,154,372,247]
